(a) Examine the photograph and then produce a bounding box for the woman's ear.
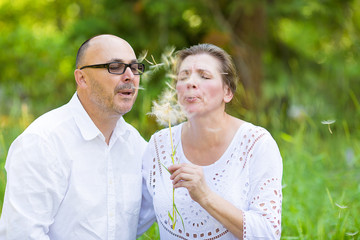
[74,69,87,88]
[223,85,233,103]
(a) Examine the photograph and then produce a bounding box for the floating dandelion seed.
[346,231,359,236]
[335,203,348,209]
[321,120,336,124]
[141,47,177,83]
[138,50,148,63]
[321,119,336,134]
[135,86,145,91]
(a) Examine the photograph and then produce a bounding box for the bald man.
[0,35,155,240]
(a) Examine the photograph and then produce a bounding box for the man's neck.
[77,93,120,145]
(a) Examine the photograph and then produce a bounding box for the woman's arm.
[168,163,244,238]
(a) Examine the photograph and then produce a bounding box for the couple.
[0,34,282,239]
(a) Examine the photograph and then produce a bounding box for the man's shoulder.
[23,103,73,137]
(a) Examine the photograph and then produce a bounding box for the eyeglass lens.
[109,62,144,75]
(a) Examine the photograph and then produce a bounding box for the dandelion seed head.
[146,47,186,127]
[149,86,186,126]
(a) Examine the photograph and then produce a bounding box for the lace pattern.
[249,178,282,237]
[145,122,282,239]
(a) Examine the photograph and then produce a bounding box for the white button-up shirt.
[0,93,152,240]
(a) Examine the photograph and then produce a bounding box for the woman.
[142,44,283,239]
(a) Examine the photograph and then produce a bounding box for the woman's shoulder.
[238,121,269,136]
[234,121,277,148]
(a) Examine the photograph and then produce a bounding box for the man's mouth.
[118,89,134,96]
[115,83,136,96]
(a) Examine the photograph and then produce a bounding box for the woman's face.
[176,53,233,118]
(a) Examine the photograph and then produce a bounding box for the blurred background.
[0,0,359,239]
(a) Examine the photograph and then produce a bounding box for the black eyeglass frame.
[79,62,145,75]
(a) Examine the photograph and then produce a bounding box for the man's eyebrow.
[109,58,139,63]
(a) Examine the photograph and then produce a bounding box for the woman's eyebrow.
[179,69,190,74]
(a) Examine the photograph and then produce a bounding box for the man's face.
[80,36,140,117]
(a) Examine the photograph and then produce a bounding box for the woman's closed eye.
[178,71,190,81]
[199,70,212,79]
[178,70,212,81]
[201,73,211,79]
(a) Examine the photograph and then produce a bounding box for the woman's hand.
[168,163,244,238]
[168,163,211,205]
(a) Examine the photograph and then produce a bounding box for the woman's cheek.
[176,83,185,99]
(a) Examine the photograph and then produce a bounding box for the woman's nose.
[186,75,198,89]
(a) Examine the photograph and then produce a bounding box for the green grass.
[279,122,360,239]
[1,110,359,240]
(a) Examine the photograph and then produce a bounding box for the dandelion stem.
[172,188,176,229]
[168,119,174,164]
[168,118,177,229]
[147,52,186,232]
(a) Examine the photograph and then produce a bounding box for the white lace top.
[142,122,283,239]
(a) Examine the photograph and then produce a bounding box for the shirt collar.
[113,117,131,141]
[69,93,130,142]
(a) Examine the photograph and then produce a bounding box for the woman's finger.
[172,172,193,185]
[169,163,196,179]
[168,163,189,174]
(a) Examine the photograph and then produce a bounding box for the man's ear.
[74,69,87,88]
[224,85,233,103]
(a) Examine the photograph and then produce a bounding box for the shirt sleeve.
[243,133,283,240]
[136,136,156,237]
[0,133,69,240]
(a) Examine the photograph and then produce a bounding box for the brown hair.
[174,43,238,94]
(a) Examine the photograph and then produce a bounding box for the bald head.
[75,34,133,69]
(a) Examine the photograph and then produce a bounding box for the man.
[0,34,154,239]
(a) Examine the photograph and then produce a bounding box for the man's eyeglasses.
[79,62,145,75]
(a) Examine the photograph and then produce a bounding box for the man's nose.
[122,66,135,81]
